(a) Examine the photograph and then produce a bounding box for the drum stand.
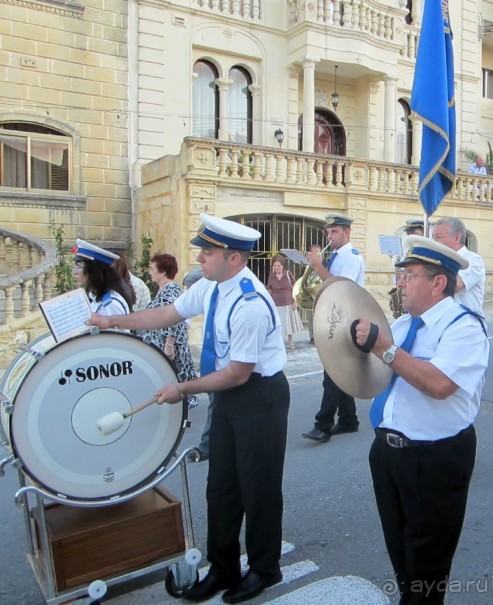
[9,447,201,605]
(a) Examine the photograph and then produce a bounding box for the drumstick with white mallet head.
[97,396,159,436]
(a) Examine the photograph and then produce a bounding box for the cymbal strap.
[350,320,379,353]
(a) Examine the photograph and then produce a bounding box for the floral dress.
[143,282,199,408]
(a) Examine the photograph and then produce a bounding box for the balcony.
[194,0,261,20]
[172,138,492,203]
[286,0,412,78]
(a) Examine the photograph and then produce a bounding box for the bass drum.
[1,332,56,449]
[0,331,186,503]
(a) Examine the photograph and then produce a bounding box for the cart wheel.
[165,568,199,598]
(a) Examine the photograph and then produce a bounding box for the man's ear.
[433,274,448,295]
[228,251,242,266]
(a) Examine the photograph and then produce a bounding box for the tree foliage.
[49,223,76,294]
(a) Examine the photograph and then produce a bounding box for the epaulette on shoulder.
[240,277,258,300]
[351,248,360,255]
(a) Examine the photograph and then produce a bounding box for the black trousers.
[207,371,290,578]
[369,426,476,605]
[314,370,358,432]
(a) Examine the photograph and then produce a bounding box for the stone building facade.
[2,0,493,334]
[0,0,131,250]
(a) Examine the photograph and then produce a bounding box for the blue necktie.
[327,251,338,271]
[369,316,425,429]
[200,284,219,376]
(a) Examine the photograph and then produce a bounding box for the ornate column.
[384,77,397,163]
[411,115,422,167]
[216,77,233,141]
[248,83,261,144]
[302,58,318,153]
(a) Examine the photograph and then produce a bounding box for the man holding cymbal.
[355,236,489,605]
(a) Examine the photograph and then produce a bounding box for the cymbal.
[313,277,394,399]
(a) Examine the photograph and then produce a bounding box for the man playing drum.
[88,214,290,604]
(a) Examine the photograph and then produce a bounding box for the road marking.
[195,556,319,604]
[263,576,390,605]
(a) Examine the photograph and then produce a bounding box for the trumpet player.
[302,214,365,443]
[307,243,322,345]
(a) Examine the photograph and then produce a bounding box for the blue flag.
[410,0,455,217]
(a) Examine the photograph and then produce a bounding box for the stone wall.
[0,0,131,250]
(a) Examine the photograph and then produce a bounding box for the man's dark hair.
[223,249,251,263]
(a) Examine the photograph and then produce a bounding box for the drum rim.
[8,331,188,503]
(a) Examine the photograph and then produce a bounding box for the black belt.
[375,425,473,449]
[249,371,283,382]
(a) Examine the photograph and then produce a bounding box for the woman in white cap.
[73,238,131,315]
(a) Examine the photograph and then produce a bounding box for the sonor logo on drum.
[58,360,134,385]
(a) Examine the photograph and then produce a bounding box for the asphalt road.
[1,325,492,604]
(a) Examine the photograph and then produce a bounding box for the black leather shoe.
[183,571,239,602]
[330,423,359,435]
[302,428,331,442]
[222,571,282,603]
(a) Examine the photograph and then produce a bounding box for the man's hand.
[355,318,392,358]
[307,249,324,270]
[86,313,114,330]
[154,383,184,405]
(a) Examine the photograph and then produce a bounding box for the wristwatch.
[382,344,398,366]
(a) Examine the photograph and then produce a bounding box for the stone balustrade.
[290,0,399,42]
[401,24,419,61]
[195,0,261,19]
[0,229,57,325]
[184,138,493,202]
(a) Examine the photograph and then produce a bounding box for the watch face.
[383,347,396,364]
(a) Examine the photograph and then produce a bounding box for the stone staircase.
[0,228,57,370]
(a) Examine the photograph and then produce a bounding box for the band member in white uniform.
[88,214,290,604]
[303,213,365,442]
[73,239,130,315]
[355,236,489,605]
[431,217,486,315]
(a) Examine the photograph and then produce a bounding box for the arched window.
[228,66,252,144]
[0,123,70,191]
[193,60,219,139]
[396,99,412,165]
[298,110,346,156]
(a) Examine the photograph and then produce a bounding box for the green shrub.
[49,223,76,294]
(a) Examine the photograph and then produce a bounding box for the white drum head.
[1,333,56,449]
[9,332,186,502]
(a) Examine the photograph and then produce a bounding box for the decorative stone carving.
[1,0,84,18]
[223,26,235,39]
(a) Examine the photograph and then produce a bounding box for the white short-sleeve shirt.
[454,246,486,315]
[380,297,489,440]
[327,242,365,286]
[174,267,287,377]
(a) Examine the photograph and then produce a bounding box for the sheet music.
[378,235,402,257]
[39,288,92,342]
[280,248,310,265]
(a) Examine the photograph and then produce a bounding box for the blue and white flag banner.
[411,0,456,217]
